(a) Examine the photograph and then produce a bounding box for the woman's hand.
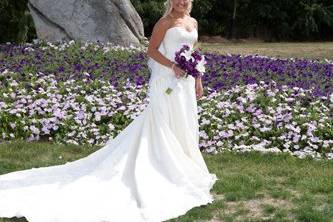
[195,78,203,100]
[172,64,186,78]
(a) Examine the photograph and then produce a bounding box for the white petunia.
[196,56,207,74]
[180,50,192,61]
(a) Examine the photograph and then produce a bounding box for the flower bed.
[1,41,332,96]
[198,81,333,160]
[0,40,332,160]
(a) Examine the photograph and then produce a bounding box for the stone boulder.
[28,0,146,47]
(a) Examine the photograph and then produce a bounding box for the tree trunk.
[229,0,237,39]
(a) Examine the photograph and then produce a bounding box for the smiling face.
[171,0,190,14]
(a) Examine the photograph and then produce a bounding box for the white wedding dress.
[0,26,218,222]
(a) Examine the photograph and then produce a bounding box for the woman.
[0,0,217,221]
[147,0,204,100]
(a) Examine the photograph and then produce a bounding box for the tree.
[293,0,333,39]
[0,0,36,43]
[229,0,237,39]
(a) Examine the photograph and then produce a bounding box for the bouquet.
[165,44,207,95]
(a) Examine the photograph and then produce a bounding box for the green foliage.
[0,0,332,42]
[131,0,226,36]
[293,0,333,39]
[0,0,36,43]
[131,0,165,35]
[131,0,333,41]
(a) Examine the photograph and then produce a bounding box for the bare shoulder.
[148,16,172,50]
[189,16,198,28]
[153,16,172,32]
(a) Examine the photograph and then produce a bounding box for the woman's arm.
[147,18,174,69]
[192,18,199,49]
[147,17,186,78]
[195,75,202,84]
[192,18,202,82]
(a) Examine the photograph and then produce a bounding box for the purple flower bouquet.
[165,44,207,95]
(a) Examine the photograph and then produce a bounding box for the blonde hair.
[162,0,193,18]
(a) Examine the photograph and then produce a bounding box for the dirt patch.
[209,193,295,221]
[286,188,302,198]
[212,193,225,201]
[244,197,293,218]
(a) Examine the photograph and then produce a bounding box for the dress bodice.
[158,26,198,62]
[147,26,198,79]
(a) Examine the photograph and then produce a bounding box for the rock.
[27,0,146,47]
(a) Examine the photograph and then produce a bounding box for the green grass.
[198,42,333,60]
[0,140,333,222]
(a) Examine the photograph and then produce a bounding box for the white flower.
[196,56,207,73]
[180,50,192,61]
[216,141,223,146]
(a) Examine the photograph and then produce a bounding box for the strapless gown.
[0,26,218,222]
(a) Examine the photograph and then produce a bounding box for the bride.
[0,0,218,221]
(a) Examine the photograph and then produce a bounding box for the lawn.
[0,140,332,222]
[0,41,332,222]
[198,42,333,61]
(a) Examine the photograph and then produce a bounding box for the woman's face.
[171,0,189,14]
